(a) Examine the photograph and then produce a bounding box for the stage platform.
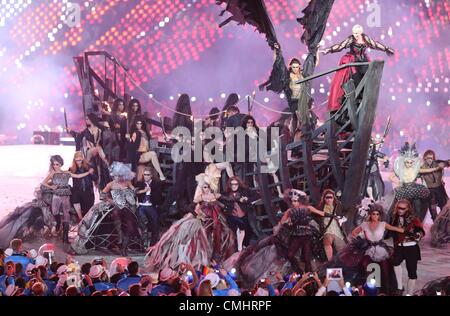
[0,145,449,288]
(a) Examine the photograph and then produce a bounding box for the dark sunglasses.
[325,196,334,200]
[371,213,380,216]
[143,173,152,176]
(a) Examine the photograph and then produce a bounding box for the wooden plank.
[342,79,358,130]
[302,138,321,204]
[257,159,277,226]
[342,61,385,232]
[279,133,292,192]
[326,120,345,191]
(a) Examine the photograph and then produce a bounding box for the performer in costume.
[69,152,97,221]
[227,189,327,288]
[108,98,128,161]
[220,177,260,251]
[68,114,110,191]
[280,189,334,273]
[101,162,140,256]
[420,149,449,221]
[136,167,164,247]
[41,155,93,252]
[317,189,347,261]
[0,186,54,249]
[161,94,205,216]
[389,200,425,296]
[320,203,403,294]
[320,24,394,112]
[390,142,430,222]
[128,117,166,182]
[144,169,235,271]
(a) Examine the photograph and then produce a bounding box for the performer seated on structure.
[390,142,430,222]
[68,114,110,191]
[128,117,166,182]
[320,24,394,113]
[389,199,425,296]
[144,172,235,271]
[419,149,450,221]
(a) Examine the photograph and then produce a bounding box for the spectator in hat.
[117,261,141,291]
[35,256,48,268]
[109,259,128,285]
[82,265,114,296]
[202,268,240,296]
[150,267,178,296]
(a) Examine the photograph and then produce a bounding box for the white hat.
[35,256,48,267]
[254,288,269,296]
[159,267,177,282]
[89,265,104,279]
[28,249,38,259]
[203,273,220,289]
[26,263,36,275]
[109,257,131,276]
[4,248,13,257]
[56,265,68,276]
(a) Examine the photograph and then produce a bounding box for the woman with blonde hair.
[145,176,235,271]
[69,152,96,221]
[321,24,395,112]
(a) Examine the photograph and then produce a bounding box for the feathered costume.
[144,166,235,271]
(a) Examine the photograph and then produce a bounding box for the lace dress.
[52,172,72,196]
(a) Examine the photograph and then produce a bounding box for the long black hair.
[220,93,239,127]
[130,115,151,140]
[241,115,259,134]
[112,98,125,113]
[127,99,142,116]
[288,58,302,74]
[172,94,193,133]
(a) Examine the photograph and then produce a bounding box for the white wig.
[109,162,135,181]
[394,142,421,183]
[352,24,364,34]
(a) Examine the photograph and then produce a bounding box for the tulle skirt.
[394,182,430,201]
[144,209,236,271]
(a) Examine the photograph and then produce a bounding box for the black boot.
[121,236,129,257]
[114,220,123,245]
[62,223,71,253]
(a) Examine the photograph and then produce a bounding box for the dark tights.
[287,235,312,273]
